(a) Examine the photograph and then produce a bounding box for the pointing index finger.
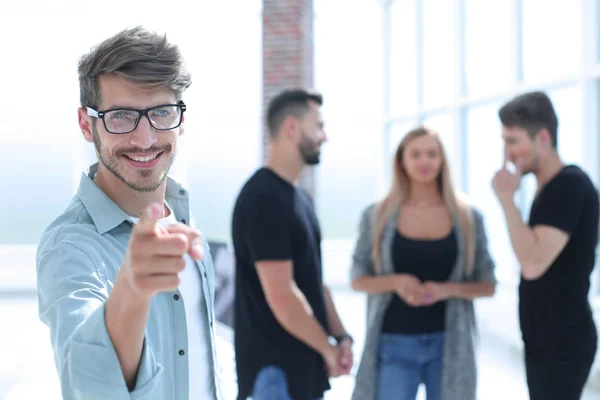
[135,203,162,235]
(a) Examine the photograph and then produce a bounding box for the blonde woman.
[350,126,497,400]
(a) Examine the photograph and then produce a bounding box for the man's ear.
[281,115,300,139]
[78,108,94,143]
[537,127,552,147]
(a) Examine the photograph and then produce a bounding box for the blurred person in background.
[231,88,353,400]
[493,91,599,400]
[36,27,221,400]
[350,126,497,400]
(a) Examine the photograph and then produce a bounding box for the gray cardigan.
[350,204,496,400]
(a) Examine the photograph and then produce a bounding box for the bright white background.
[1,0,600,398]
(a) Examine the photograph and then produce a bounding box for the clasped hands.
[394,274,451,307]
[323,337,354,378]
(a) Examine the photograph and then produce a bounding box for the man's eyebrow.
[102,103,177,110]
[98,104,137,110]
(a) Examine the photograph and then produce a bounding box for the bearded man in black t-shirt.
[231,89,354,400]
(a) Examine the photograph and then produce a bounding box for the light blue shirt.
[36,163,222,400]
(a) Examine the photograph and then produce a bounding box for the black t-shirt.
[231,168,330,400]
[382,230,457,334]
[519,165,599,358]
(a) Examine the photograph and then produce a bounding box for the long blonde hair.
[371,126,475,276]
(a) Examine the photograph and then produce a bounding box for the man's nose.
[129,117,158,149]
[319,130,327,143]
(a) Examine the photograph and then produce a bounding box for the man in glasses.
[36,27,221,399]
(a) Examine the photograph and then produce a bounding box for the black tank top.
[381,229,457,334]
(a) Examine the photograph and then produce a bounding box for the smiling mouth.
[122,153,161,163]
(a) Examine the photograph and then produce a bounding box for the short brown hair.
[266,89,323,137]
[78,26,192,108]
[499,91,558,147]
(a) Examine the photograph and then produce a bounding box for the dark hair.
[78,26,191,108]
[266,89,323,137]
[498,91,559,147]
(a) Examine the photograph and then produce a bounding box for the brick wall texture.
[262,0,316,199]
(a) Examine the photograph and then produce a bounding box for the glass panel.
[598,0,600,64]
[388,120,419,161]
[315,0,383,240]
[523,0,582,83]
[0,11,81,244]
[552,85,584,166]
[389,0,419,116]
[467,103,521,284]
[423,0,457,108]
[183,1,262,243]
[465,0,515,97]
[423,113,458,183]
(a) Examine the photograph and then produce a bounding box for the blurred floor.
[2,290,600,400]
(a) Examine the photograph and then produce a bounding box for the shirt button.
[179,189,185,195]
[179,349,185,356]
[173,294,180,301]
[181,218,186,224]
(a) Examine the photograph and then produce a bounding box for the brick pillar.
[262,0,316,199]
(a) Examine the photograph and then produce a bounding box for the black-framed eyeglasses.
[86,101,187,134]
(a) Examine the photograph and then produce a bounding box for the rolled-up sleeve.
[350,205,377,281]
[471,210,497,283]
[37,241,163,400]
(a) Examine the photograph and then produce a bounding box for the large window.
[0,8,83,244]
[383,0,600,285]
[522,0,582,84]
[315,0,384,240]
[387,120,418,163]
[389,0,419,116]
[422,0,457,109]
[464,0,515,97]
[423,113,459,183]
[598,3,600,64]
[466,103,520,283]
[552,85,584,165]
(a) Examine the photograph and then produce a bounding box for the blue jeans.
[251,365,323,400]
[377,332,445,400]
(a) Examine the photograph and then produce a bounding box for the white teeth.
[127,154,159,163]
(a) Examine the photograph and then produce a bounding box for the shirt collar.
[76,163,189,234]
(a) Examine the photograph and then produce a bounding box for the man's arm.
[105,204,201,389]
[499,196,570,280]
[322,284,353,374]
[245,193,341,377]
[256,261,337,363]
[37,241,161,399]
[493,162,582,281]
[104,273,152,389]
[37,204,203,398]
[322,285,347,338]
